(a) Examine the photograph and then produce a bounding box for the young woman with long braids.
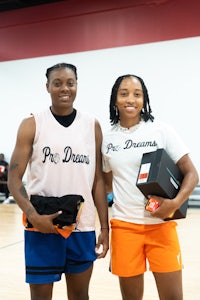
[102,74,198,300]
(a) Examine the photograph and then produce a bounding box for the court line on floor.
[0,240,24,249]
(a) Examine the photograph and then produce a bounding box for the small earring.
[114,106,118,114]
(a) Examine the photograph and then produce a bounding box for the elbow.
[190,169,199,188]
[7,173,16,194]
[195,172,199,186]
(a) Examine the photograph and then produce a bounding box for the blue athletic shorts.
[24,230,97,284]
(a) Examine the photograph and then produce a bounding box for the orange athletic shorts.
[110,219,182,277]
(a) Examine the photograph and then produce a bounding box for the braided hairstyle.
[109,74,154,125]
[46,63,78,82]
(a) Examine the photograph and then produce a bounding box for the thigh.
[30,283,53,300]
[65,231,97,274]
[153,270,183,300]
[25,231,66,284]
[119,274,144,300]
[110,219,146,277]
[65,265,93,300]
[146,221,182,273]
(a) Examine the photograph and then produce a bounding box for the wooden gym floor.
[0,202,200,300]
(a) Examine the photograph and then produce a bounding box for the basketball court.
[0,203,199,300]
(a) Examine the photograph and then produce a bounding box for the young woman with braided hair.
[8,63,109,300]
[102,74,198,300]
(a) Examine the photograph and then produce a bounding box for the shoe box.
[136,148,188,220]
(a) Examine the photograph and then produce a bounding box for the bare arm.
[8,117,59,233]
[103,171,113,194]
[151,154,199,219]
[8,116,35,214]
[92,120,109,258]
[176,154,199,202]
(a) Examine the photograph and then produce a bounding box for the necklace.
[117,120,144,133]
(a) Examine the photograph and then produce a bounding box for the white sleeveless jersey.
[26,109,96,231]
[102,119,189,225]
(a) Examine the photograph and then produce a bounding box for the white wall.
[0,36,199,175]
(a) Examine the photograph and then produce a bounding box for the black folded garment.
[27,194,84,228]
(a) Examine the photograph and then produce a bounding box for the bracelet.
[101,227,109,230]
